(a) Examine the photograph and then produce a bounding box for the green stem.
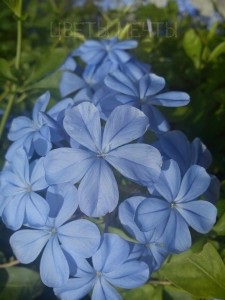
[15,1,22,70]
[0,0,22,139]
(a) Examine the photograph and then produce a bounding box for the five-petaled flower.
[44,102,162,217]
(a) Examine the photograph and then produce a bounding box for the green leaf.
[160,243,225,298]
[213,211,225,236]
[29,70,62,90]
[122,284,162,300]
[209,41,225,62]
[164,286,195,300]
[3,0,21,17]
[28,48,68,83]
[0,267,43,299]
[0,58,15,81]
[183,29,202,69]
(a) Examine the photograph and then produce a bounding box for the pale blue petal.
[5,137,30,161]
[75,258,95,277]
[106,144,162,186]
[104,71,138,96]
[119,196,146,243]
[9,229,50,263]
[82,50,106,64]
[78,160,119,217]
[60,56,76,71]
[59,72,86,97]
[8,117,34,141]
[93,233,130,273]
[162,210,191,253]
[204,175,220,203]
[25,192,49,227]
[73,88,92,103]
[32,134,50,157]
[2,171,27,196]
[141,104,170,132]
[176,165,211,203]
[2,195,26,230]
[109,49,131,63]
[102,105,148,151]
[63,102,101,152]
[177,200,217,233]
[120,59,147,81]
[135,198,170,232]
[154,160,181,202]
[54,277,95,300]
[105,260,149,288]
[139,74,165,98]
[46,184,78,227]
[92,277,122,300]
[115,94,138,105]
[191,137,212,168]
[30,157,48,190]
[12,148,30,184]
[47,98,73,120]
[149,91,190,107]
[44,148,95,184]
[32,91,50,123]
[58,219,101,258]
[154,130,191,174]
[40,235,69,287]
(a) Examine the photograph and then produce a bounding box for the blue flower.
[9,183,101,287]
[0,148,49,230]
[153,130,220,203]
[104,70,190,132]
[54,233,149,300]
[7,91,52,159]
[73,37,138,66]
[60,64,109,102]
[44,102,162,217]
[119,196,168,271]
[135,159,217,253]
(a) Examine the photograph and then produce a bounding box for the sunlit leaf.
[160,243,225,298]
[122,284,162,300]
[183,29,202,69]
[209,41,225,62]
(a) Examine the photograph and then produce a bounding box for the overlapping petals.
[45,102,162,217]
[55,234,149,300]
[135,160,217,252]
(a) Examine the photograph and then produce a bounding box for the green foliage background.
[0,0,225,299]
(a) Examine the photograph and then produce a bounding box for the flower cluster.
[0,37,219,300]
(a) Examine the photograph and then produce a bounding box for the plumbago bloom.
[54,233,149,300]
[104,70,190,132]
[44,102,162,217]
[153,130,220,202]
[119,196,168,272]
[135,159,217,253]
[73,37,138,67]
[0,148,49,230]
[0,37,220,300]
[6,92,52,159]
[10,184,101,287]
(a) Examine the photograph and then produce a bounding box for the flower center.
[96,151,107,158]
[50,227,57,235]
[25,184,33,193]
[140,97,148,104]
[96,271,102,277]
[170,201,176,209]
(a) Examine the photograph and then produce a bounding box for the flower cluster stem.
[0,0,22,139]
